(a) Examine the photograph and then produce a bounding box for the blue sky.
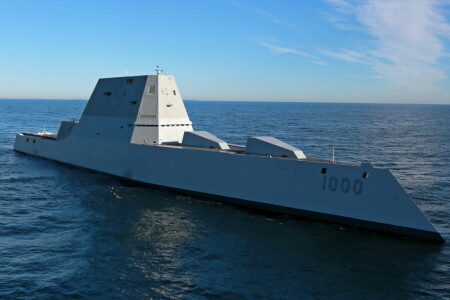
[1,0,449,103]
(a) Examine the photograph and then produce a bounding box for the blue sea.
[0,99,449,299]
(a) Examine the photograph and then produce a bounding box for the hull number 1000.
[322,176,363,195]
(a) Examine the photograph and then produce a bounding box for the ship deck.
[165,143,355,165]
[20,132,356,166]
[21,132,57,139]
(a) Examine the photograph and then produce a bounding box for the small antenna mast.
[332,146,335,164]
[155,65,164,75]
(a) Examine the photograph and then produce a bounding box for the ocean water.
[0,99,449,299]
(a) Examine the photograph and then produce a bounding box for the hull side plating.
[14,133,443,242]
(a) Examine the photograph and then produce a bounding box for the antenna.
[332,146,335,164]
[155,65,164,75]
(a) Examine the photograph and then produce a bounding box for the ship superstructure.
[14,70,444,242]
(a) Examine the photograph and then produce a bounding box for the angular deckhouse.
[14,71,444,243]
[80,74,193,145]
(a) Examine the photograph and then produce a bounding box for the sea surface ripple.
[0,100,449,299]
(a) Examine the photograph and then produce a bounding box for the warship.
[14,68,444,242]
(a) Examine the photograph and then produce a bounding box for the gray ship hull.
[14,133,444,242]
[14,73,443,242]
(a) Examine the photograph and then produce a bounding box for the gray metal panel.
[56,120,76,140]
[245,136,306,159]
[82,76,148,118]
[182,131,230,150]
[13,132,442,242]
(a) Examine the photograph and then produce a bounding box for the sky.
[0,0,449,104]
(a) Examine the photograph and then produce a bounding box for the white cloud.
[322,13,362,31]
[260,42,318,59]
[231,1,298,28]
[324,0,450,94]
[258,41,326,65]
[325,0,354,14]
[322,49,373,64]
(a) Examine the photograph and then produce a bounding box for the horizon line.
[0,98,449,106]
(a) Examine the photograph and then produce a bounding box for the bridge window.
[173,90,176,95]
[126,79,134,84]
[103,92,112,96]
[362,172,369,179]
[130,101,137,105]
[321,168,327,174]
